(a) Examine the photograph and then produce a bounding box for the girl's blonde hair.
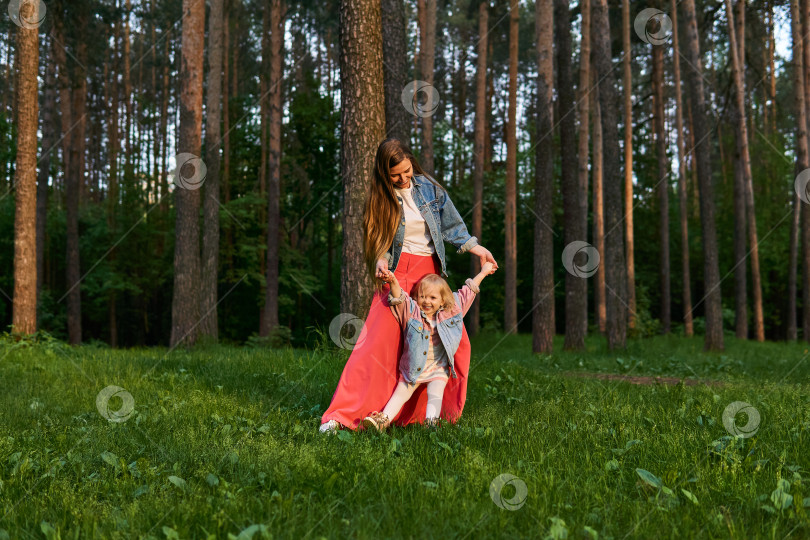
[363,138,445,294]
[412,274,456,312]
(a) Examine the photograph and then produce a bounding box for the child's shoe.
[425,417,441,428]
[362,411,390,432]
[318,419,341,434]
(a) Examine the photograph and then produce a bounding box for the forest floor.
[0,331,808,539]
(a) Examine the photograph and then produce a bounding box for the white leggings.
[382,378,447,421]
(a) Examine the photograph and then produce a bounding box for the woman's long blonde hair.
[363,138,444,294]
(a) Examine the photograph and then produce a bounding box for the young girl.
[362,261,496,431]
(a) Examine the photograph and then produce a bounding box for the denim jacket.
[382,174,479,278]
[386,278,480,383]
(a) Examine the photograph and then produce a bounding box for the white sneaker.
[319,419,341,434]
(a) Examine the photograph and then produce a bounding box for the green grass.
[0,332,809,539]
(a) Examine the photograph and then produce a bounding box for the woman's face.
[389,159,413,189]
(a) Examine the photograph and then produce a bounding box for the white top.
[395,184,435,256]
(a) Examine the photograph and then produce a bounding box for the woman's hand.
[375,258,389,280]
[379,269,396,284]
[469,245,498,274]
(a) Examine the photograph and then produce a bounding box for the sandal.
[425,417,441,428]
[362,411,391,432]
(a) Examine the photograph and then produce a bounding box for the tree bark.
[533,0,554,353]
[37,39,58,309]
[622,0,635,329]
[651,10,670,334]
[556,0,585,349]
[789,0,807,341]
[504,0,519,334]
[682,0,724,351]
[591,64,606,334]
[170,0,205,348]
[592,0,627,349]
[12,0,39,336]
[726,0,764,341]
[200,0,225,341]
[671,0,693,337]
[577,0,591,337]
[339,0,386,318]
[65,12,88,346]
[261,0,285,337]
[469,1,488,338]
[382,0,409,143]
[801,0,810,342]
[417,0,435,174]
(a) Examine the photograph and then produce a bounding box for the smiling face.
[417,285,442,317]
[389,158,414,189]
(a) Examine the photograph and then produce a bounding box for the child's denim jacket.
[386,278,480,383]
[382,174,479,278]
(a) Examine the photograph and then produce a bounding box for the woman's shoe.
[319,419,341,434]
[362,411,390,432]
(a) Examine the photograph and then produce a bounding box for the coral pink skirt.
[321,252,470,429]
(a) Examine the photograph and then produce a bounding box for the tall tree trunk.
[122,0,132,193]
[261,0,285,336]
[556,0,585,349]
[108,13,121,348]
[382,0,409,143]
[728,0,746,339]
[789,0,807,341]
[151,0,159,203]
[65,12,88,346]
[12,0,39,336]
[504,0,518,334]
[533,0,554,353]
[726,0,764,341]
[339,0,386,318]
[801,0,810,342]
[417,0,435,174]
[37,41,58,309]
[622,0,635,329]
[591,65,606,334]
[170,0,205,348]
[577,0,591,337]
[469,1,488,338]
[682,0,724,351]
[671,0,693,337]
[652,20,670,334]
[258,1,270,334]
[767,0,776,135]
[592,0,627,350]
[201,0,225,341]
[159,27,171,209]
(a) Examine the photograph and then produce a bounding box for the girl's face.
[417,285,442,317]
[389,159,413,189]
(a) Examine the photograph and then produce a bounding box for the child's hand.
[380,269,396,283]
[482,261,496,275]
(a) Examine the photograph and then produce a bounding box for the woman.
[319,138,498,433]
